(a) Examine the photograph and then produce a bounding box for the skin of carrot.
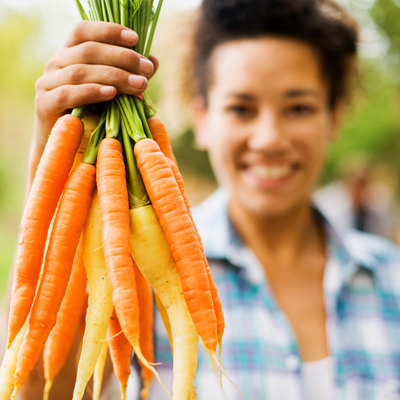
[43,237,88,399]
[134,138,217,354]
[134,262,154,400]
[97,138,171,399]
[93,339,109,400]
[79,287,89,339]
[12,162,96,395]
[72,112,101,170]
[146,116,176,164]
[129,205,199,400]
[8,114,84,348]
[0,320,28,400]
[96,139,143,357]
[166,158,225,352]
[107,309,132,400]
[166,158,234,392]
[154,293,173,353]
[72,191,114,400]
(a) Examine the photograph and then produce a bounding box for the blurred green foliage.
[0,12,44,296]
[322,0,400,184]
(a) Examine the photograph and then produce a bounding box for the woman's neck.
[228,199,326,271]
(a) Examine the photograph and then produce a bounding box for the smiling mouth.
[245,164,294,180]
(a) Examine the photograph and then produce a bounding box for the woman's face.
[194,37,340,218]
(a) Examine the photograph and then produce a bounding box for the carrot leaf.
[83,106,107,165]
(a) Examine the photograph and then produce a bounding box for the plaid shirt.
[131,189,400,400]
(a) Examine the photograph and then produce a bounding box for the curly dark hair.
[191,0,358,108]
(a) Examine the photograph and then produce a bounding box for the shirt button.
[285,354,301,372]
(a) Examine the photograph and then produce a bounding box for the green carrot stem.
[83,124,106,165]
[72,105,89,119]
[101,0,110,22]
[120,0,128,27]
[116,95,145,142]
[143,92,157,118]
[120,112,150,208]
[112,0,120,24]
[106,100,121,138]
[89,0,102,20]
[105,0,114,22]
[144,0,163,58]
[133,97,152,139]
[83,107,107,165]
[75,0,88,20]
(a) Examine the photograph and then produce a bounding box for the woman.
[21,0,400,399]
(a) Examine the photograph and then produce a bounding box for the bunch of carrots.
[0,0,237,399]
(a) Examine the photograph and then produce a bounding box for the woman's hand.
[34,20,158,146]
[28,20,158,193]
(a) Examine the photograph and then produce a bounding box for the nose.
[247,111,289,154]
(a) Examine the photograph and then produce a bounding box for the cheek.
[292,118,331,176]
[207,129,245,184]
[304,131,330,180]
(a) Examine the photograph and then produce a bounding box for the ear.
[191,96,209,150]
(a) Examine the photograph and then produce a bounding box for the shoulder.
[341,228,400,293]
[344,229,400,266]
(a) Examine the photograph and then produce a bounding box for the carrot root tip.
[135,348,172,400]
[43,379,53,400]
[140,379,151,400]
[210,353,245,400]
[10,384,20,400]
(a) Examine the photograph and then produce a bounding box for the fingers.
[34,20,159,131]
[148,54,159,77]
[49,42,153,83]
[35,83,117,120]
[64,21,139,49]
[37,64,148,97]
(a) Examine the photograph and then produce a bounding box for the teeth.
[249,165,291,180]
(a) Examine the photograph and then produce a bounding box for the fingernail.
[139,58,154,75]
[99,86,116,97]
[121,29,138,44]
[128,75,147,89]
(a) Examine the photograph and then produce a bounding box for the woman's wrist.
[26,114,54,196]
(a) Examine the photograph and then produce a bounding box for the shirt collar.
[192,189,381,287]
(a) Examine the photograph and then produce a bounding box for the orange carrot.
[134,262,154,399]
[96,138,169,398]
[12,162,96,396]
[96,138,141,347]
[147,116,176,164]
[166,158,225,354]
[134,138,217,354]
[8,114,84,347]
[148,114,225,351]
[43,237,88,400]
[163,150,242,398]
[107,309,132,400]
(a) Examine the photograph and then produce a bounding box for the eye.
[286,104,316,117]
[226,104,254,118]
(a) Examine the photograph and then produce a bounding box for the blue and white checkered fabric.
[140,188,400,400]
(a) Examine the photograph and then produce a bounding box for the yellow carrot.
[93,339,108,400]
[72,192,114,400]
[129,205,199,400]
[0,320,28,400]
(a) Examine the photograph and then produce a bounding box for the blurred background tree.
[0,11,44,295]
[1,0,400,300]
